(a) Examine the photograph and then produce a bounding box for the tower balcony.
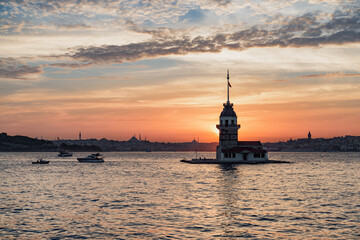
[216,124,241,130]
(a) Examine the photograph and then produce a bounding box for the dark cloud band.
[0,58,43,79]
[65,11,360,66]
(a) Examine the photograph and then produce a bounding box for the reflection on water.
[0,152,359,239]
[217,164,243,238]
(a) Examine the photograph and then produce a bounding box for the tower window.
[231,120,234,125]
[225,120,228,126]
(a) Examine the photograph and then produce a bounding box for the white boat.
[58,150,73,157]
[77,153,104,163]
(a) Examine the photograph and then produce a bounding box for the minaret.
[79,131,81,140]
[216,70,240,148]
[308,131,312,142]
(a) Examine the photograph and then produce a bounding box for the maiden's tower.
[215,70,268,162]
[181,70,287,164]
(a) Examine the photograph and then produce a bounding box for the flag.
[227,69,231,87]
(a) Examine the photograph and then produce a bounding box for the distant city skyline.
[1,1,359,142]
[8,130,359,144]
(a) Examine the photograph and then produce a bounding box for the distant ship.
[181,70,288,164]
[58,150,73,157]
[77,153,104,163]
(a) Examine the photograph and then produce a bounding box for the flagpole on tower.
[227,69,230,104]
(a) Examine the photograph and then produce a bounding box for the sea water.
[0,152,359,239]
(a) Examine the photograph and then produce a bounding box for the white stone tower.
[180,70,270,163]
[216,70,240,158]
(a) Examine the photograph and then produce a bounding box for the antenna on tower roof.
[227,69,231,104]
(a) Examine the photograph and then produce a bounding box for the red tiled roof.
[237,141,262,146]
[222,146,267,154]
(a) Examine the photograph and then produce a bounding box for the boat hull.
[32,161,50,164]
[77,158,104,163]
[58,154,73,157]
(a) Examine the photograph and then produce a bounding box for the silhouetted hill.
[53,138,218,152]
[0,132,217,152]
[0,132,56,151]
[59,143,101,152]
[264,135,360,152]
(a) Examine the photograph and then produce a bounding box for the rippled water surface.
[0,152,359,239]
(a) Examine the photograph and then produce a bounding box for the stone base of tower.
[181,141,290,164]
[216,141,269,162]
[180,156,289,164]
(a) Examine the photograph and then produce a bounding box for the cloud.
[46,61,93,69]
[67,36,223,64]
[56,23,91,30]
[53,9,359,66]
[125,20,188,38]
[3,4,360,72]
[0,0,230,33]
[0,58,43,79]
[213,0,231,6]
[277,14,318,34]
[301,72,360,78]
[303,28,322,37]
[1,0,357,38]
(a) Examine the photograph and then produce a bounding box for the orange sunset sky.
[1,1,359,142]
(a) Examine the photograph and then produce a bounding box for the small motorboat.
[32,158,50,164]
[58,150,73,157]
[77,153,104,163]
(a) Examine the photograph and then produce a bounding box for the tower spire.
[227,69,230,104]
